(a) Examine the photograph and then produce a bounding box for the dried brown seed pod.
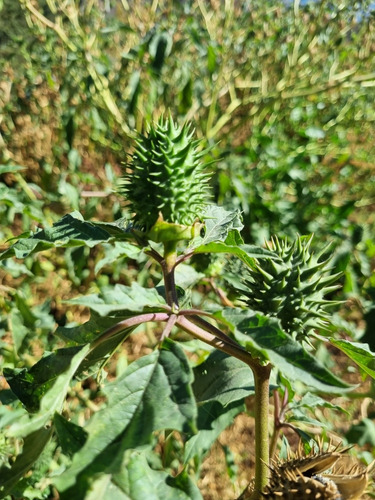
[261,444,372,500]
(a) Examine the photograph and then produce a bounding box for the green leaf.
[0,213,119,260]
[115,452,201,500]
[9,309,29,354]
[65,282,166,316]
[288,392,348,414]
[77,328,134,380]
[174,264,205,290]
[330,339,375,379]
[6,344,90,437]
[95,241,141,274]
[192,206,243,246]
[184,400,244,464]
[193,241,277,270]
[56,311,125,344]
[4,346,86,413]
[0,427,53,497]
[56,313,136,378]
[192,350,256,406]
[192,208,277,267]
[221,309,352,393]
[54,339,197,493]
[53,413,88,457]
[65,451,202,500]
[224,229,244,246]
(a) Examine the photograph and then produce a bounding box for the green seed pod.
[120,115,212,234]
[239,235,342,339]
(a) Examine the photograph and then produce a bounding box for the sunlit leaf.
[95,241,142,273]
[6,344,90,437]
[0,213,134,260]
[330,339,375,379]
[0,213,114,259]
[192,206,243,246]
[54,339,197,493]
[193,241,277,270]
[221,309,353,392]
[65,282,166,316]
[65,451,202,500]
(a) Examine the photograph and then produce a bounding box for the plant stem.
[249,362,272,500]
[176,315,257,368]
[269,388,289,460]
[269,390,281,461]
[176,315,272,498]
[162,241,179,309]
[90,312,170,351]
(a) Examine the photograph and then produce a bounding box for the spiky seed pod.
[262,469,342,499]
[120,115,212,232]
[261,444,372,500]
[240,235,342,339]
[322,455,374,500]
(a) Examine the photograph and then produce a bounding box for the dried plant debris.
[262,443,373,499]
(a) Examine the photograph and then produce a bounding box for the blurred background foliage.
[1,0,375,497]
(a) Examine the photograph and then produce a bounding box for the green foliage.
[2,195,373,498]
[220,308,351,393]
[1,0,375,498]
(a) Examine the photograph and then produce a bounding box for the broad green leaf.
[54,339,197,493]
[81,475,130,500]
[174,264,205,289]
[192,241,277,271]
[65,282,166,316]
[221,309,352,393]
[0,212,122,260]
[114,452,202,500]
[57,313,137,378]
[0,427,53,497]
[63,451,202,500]
[184,400,244,464]
[56,310,126,344]
[224,228,245,246]
[286,409,326,428]
[53,413,88,457]
[4,346,87,413]
[77,327,135,379]
[95,241,142,274]
[7,344,90,437]
[191,206,243,246]
[90,218,134,237]
[288,392,348,414]
[330,339,375,379]
[193,350,256,406]
[166,468,203,500]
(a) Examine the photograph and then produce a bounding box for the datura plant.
[1,117,374,500]
[240,236,342,341]
[120,115,212,240]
